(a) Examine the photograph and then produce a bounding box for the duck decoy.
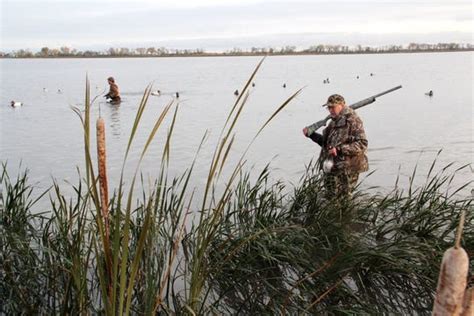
[10,101,23,107]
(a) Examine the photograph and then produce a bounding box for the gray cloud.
[1,0,472,50]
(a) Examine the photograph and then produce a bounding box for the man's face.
[328,103,344,117]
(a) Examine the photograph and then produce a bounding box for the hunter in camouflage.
[303,94,368,198]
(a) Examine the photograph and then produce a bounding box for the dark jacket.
[309,107,368,174]
[105,83,120,100]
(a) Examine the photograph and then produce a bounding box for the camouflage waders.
[323,171,359,199]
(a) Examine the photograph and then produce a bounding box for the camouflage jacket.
[106,83,120,98]
[309,107,368,174]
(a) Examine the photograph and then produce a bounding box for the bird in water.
[151,90,161,96]
[370,73,374,76]
[356,76,359,79]
[43,88,48,92]
[234,89,239,96]
[425,90,433,97]
[252,82,255,87]
[175,92,180,98]
[57,89,62,94]
[10,101,23,107]
[282,83,286,88]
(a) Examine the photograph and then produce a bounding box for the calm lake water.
[1,52,473,200]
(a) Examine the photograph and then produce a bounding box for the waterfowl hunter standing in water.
[105,77,121,104]
[303,94,368,198]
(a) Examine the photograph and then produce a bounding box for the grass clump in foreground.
[1,61,473,315]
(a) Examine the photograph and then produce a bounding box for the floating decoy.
[282,83,286,88]
[425,90,433,97]
[234,89,239,96]
[356,76,359,79]
[10,101,23,107]
[57,89,62,94]
[151,90,161,96]
[175,92,180,98]
[370,73,374,76]
[43,88,48,92]
[252,82,255,87]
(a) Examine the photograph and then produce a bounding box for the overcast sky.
[1,0,472,51]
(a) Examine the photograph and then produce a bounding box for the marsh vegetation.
[1,61,472,315]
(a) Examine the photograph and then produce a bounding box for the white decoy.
[151,90,161,96]
[10,101,23,107]
[43,88,48,92]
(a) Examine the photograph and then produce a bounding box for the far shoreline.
[1,48,473,59]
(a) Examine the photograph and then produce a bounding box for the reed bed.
[1,61,472,315]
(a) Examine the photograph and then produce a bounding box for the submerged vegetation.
[1,61,472,315]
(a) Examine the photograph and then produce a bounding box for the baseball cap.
[322,94,345,107]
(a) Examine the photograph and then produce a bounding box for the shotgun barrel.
[305,85,402,135]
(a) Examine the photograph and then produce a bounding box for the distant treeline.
[2,42,473,58]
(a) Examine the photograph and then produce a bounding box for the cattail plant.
[96,116,110,241]
[432,210,469,316]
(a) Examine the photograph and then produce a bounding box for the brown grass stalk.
[96,116,113,296]
[97,117,110,236]
[432,210,469,316]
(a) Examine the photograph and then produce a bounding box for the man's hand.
[302,127,309,137]
[328,146,337,157]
